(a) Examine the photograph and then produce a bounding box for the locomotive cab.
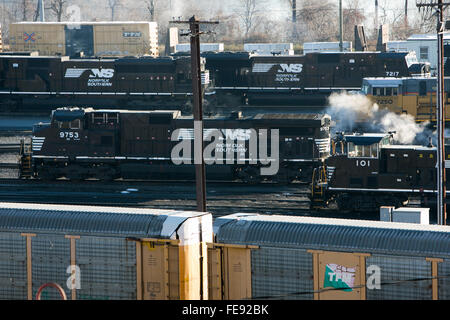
[326,133,392,189]
[362,78,403,115]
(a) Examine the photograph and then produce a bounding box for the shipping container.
[244,43,294,56]
[175,43,224,53]
[9,22,159,58]
[303,41,352,54]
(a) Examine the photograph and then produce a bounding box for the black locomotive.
[0,51,429,114]
[0,54,210,113]
[203,51,430,107]
[311,132,445,211]
[19,107,331,183]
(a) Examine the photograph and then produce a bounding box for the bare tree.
[144,0,156,21]
[49,0,67,22]
[343,0,366,41]
[19,0,34,21]
[107,0,121,21]
[235,0,263,40]
[297,0,338,42]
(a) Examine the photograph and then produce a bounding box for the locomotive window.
[93,113,105,124]
[362,85,370,95]
[348,142,378,158]
[373,87,385,96]
[385,87,392,96]
[392,88,398,96]
[106,113,119,124]
[70,119,81,129]
[58,121,70,129]
[420,47,429,60]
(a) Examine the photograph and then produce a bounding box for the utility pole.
[339,0,343,52]
[405,0,409,28]
[375,0,379,36]
[39,0,45,22]
[292,0,297,42]
[34,0,45,22]
[171,16,219,213]
[292,0,297,23]
[417,0,450,225]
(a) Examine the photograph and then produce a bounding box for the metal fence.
[251,247,313,300]
[438,259,450,300]
[31,234,71,300]
[366,255,432,300]
[76,236,136,300]
[0,233,27,300]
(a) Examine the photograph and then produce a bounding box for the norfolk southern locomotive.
[19,107,331,182]
[0,55,210,112]
[311,132,446,211]
[204,50,429,107]
[0,50,428,113]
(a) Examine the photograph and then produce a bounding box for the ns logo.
[89,68,115,78]
[278,63,303,73]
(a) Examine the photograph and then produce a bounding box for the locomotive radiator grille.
[32,137,46,152]
[314,138,331,154]
[326,166,335,181]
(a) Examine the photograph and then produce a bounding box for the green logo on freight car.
[323,264,356,292]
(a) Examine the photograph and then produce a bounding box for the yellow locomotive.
[361,76,450,122]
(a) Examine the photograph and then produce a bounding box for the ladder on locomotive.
[19,139,32,178]
[310,166,328,208]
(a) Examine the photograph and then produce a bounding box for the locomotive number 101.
[356,159,371,167]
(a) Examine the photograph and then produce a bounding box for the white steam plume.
[326,91,434,145]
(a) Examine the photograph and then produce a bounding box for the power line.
[249,273,450,299]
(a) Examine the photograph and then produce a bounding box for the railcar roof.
[381,145,436,151]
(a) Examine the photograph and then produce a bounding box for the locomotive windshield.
[405,52,419,68]
[348,143,378,158]
[345,133,392,159]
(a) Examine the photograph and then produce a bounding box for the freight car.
[310,132,446,211]
[361,76,450,123]
[9,21,159,57]
[0,55,210,112]
[203,50,430,107]
[19,107,331,183]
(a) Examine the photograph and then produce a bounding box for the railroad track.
[0,179,381,220]
[0,144,20,153]
[0,130,32,136]
[0,163,18,169]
